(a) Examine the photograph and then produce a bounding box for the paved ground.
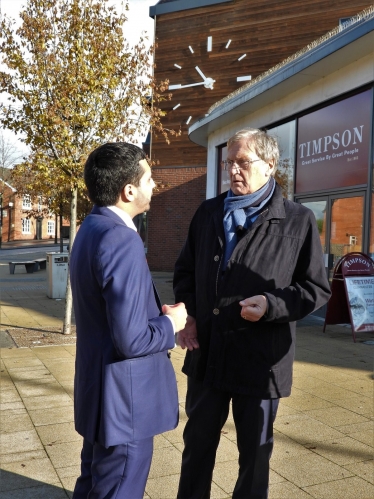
[0,244,373,498]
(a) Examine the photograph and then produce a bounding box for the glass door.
[329,195,364,270]
[297,192,365,317]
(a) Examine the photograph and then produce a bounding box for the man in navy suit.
[70,142,187,499]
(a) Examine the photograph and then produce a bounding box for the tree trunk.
[62,188,78,335]
[59,203,63,253]
[54,211,58,244]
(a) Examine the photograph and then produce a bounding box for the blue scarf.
[222,177,275,269]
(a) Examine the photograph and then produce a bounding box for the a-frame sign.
[323,252,374,342]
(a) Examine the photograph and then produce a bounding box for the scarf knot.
[222,177,275,269]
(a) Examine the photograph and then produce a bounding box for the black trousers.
[177,377,279,499]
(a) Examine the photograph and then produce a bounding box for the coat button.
[214,255,219,261]
[213,308,219,315]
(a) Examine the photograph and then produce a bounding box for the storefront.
[188,10,374,300]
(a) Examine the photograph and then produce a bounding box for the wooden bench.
[33,258,47,270]
[9,261,36,274]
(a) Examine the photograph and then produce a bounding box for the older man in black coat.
[174,128,331,499]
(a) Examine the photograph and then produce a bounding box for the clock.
[165,36,253,126]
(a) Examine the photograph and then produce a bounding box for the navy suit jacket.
[70,206,177,447]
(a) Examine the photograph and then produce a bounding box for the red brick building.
[0,175,64,242]
[147,0,373,271]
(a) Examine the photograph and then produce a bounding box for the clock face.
[165,36,253,126]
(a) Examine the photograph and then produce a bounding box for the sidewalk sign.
[323,252,374,342]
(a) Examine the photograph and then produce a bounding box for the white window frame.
[22,194,32,210]
[22,218,31,234]
[47,220,55,236]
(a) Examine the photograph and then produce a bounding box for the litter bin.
[47,252,69,299]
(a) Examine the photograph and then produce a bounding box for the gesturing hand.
[239,295,267,322]
[162,302,187,332]
[177,315,200,351]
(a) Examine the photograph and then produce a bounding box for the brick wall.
[147,167,207,271]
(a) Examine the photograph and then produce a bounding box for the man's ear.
[266,160,275,176]
[122,183,135,202]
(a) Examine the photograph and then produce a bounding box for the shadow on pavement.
[0,469,70,498]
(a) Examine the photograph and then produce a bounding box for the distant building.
[0,175,68,242]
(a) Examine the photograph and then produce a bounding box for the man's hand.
[239,295,267,322]
[162,302,187,332]
[176,315,199,351]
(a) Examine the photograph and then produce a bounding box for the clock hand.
[169,78,215,90]
[170,81,205,89]
[195,66,207,81]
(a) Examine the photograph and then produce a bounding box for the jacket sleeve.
[95,226,175,358]
[173,210,198,318]
[263,211,331,323]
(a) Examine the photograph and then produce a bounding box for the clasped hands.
[169,295,267,352]
[161,304,199,351]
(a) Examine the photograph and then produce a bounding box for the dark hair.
[84,142,146,206]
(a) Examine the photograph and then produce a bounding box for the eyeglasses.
[221,158,262,172]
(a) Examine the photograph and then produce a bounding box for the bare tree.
[0,132,25,247]
[0,132,24,170]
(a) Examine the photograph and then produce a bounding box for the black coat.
[174,184,331,398]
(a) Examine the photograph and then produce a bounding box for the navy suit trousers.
[177,377,279,499]
[73,437,153,499]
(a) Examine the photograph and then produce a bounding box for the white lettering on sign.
[299,125,364,158]
[344,257,373,269]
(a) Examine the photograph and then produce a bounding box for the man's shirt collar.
[107,206,137,232]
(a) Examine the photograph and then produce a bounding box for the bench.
[8,258,47,274]
[33,258,47,270]
[9,261,36,274]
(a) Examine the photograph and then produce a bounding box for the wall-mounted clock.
[165,36,253,125]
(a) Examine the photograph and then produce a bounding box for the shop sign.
[324,252,374,342]
[296,90,372,193]
[344,276,374,333]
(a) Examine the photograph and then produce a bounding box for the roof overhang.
[149,0,232,19]
[189,16,374,146]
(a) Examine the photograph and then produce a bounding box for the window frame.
[22,218,31,234]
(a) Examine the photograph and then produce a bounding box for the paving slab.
[303,475,374,498]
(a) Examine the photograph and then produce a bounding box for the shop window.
[296,90,372,194]
[22,218,31,234]
[217,145,230,195]
[370,192,374,260]
[47,220,55,236]
[267,120,296,200]
[22,195,32,209]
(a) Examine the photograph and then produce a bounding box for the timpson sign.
[298,125,363,161]
[343,255,374,274]
[296,90,372,193]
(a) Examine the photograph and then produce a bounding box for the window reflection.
[267,121,296,200]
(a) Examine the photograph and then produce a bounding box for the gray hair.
[227,128,279,173]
